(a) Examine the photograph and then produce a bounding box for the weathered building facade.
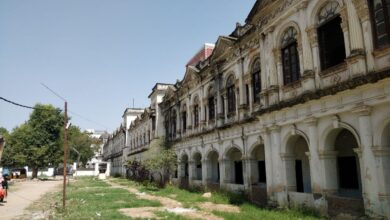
[103,108,143,175]
[125,84,173,162]
[159,0,390,218]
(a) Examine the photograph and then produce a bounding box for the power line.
[0,96,62,112]
[68,110,111,130]
[41,83,67,102]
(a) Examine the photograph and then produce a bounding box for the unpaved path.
[0,180,62,220]
[107,180,239,220]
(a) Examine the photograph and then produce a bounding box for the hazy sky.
[0,0,255,132]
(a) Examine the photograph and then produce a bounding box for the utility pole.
[63,101,68,209]
[40,83,69,210]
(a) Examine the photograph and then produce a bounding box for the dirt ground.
[108,180,240,220]
[0,179,62,220]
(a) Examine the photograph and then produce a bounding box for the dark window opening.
[152,117,156,131]
[245,84,250,105]
[227,86,236,114]
[369,0,390,48]
[185,163,189,178]
[208,97,215,120]
[282,42,300,85]
[318,16,346,70]
[252,72,261,102]
[338,156,359,189]
[217,162,220,182]
[194,105,199,127]
[182,112,187,133]
[234,161,244,184]
[258,161,266,183]
[295,160,304,193]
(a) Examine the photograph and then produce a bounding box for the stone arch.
[322,127,363,197]
[281,127,310,154]
[275,21,302,50]
[179,153,189,179]
[309,0,345,27]
[206,149,220,183]
[223,144,243,158]
[224,72,236,88]
[283,134,312,193]
[224,146,244,185]
[249,140,267,185]
[374,117,390,148]
[375,119,390,197]
[192,151,203,181]
[322,122,361,151]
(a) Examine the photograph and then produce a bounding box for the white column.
[224,96,228,122]
[269,125,286,204]
[304,117,322,193]
[353,106,382,216]
[202,159,208,185]
[261,129,273,196]
[346,1,365,53]
[299,3,314,72]
[248,82,253,112]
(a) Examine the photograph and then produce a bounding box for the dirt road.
[0,179,62,220]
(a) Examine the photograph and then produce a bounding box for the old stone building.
[125,83,173,162]
[158,0,390,218]
[103,108,143,175]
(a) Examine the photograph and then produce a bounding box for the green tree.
[142,137,177,185]
[67,125,98,167]
[1,104,64,178]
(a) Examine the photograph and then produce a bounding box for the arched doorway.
[250,144,267,206]
[334,129,361,197]
[192,152,202,181]
[285,135,311,193]
[250,144,266,185]
[179,154,189,189]
[207,150,220,183]
[226,147,243,185]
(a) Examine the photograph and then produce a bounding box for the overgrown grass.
[55,177,161,219]
[111,178,323,220]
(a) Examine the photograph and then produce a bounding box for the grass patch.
[111,178,323,219]
[213,203,322,220]
[47,177,161,219]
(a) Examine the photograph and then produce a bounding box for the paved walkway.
[0,179,62,220]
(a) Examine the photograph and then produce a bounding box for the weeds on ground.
[111,177,323,219]
[54,177,161,219]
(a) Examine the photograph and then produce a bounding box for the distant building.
[102,108,143,176]
[85,129,109,168]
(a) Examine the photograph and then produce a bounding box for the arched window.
[208,87,215,120]
[171,110,177,138]
[369,0,390,48]
[193,97,200,128]
[182,105,187,133]
[252,59,261,103]
[317,2,346,70]
[281,27,300,85]
[226,75,236,115]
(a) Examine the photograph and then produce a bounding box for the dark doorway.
[338,156,359,189]
[234,161,244,184]
[318,16,346,70]
[295,160,304,193]
[185,163,189,178]
[217,162,220,182]
[258,161,266,183]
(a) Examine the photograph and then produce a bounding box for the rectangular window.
[246,84,250,105]
[258,161,266,183]
[208,97,215,120]
[370,0,390,48]
[318,16,346,70]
